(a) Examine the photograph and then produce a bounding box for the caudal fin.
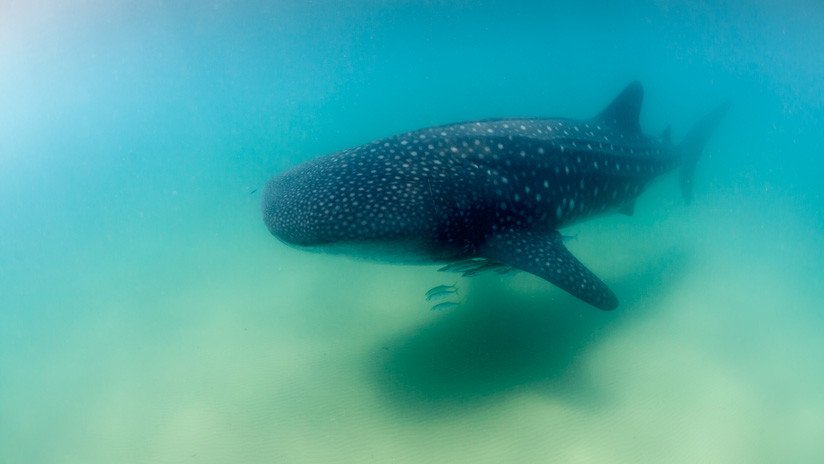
[678,101,731,204]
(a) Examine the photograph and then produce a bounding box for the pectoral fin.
[480,229,618,310]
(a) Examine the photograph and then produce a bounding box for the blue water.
[2,1,823,462]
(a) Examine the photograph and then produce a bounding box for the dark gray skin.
[262,82,729,310]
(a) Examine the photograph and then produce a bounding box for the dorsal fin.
[594,81,643,135]
[661,125,671,143]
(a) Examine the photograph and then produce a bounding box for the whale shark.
[261,82,729,310]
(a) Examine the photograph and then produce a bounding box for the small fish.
[425,284,459,300]
[426,292,456,302]
[431,301,461,311]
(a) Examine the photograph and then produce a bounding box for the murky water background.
[2,1,823,462]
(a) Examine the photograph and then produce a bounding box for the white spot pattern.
[263,113,678,263]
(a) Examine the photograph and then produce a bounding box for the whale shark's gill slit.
[480,229,618,310]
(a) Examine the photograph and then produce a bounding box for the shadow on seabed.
[368,248,691,417]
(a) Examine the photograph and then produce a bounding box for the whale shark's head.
[261,164,317,247]
[261,153,432,252]
[261,159,444,263]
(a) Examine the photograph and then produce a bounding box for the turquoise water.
[2,1,823,462]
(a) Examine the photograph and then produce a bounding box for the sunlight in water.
[1,1,823,463]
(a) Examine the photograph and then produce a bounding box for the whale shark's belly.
[298,236,455,264]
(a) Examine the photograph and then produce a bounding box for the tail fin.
[677,101,731,204]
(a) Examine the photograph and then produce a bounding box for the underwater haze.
[2,1,823,463]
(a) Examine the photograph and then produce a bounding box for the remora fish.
[425,284,459,300]
[262,82,729,310]
[430,301,461,312]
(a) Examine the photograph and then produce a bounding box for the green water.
[2,1,823,463]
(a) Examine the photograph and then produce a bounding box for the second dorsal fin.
[594,81,644,136]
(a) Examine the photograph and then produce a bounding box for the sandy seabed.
[2,183,822,464]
